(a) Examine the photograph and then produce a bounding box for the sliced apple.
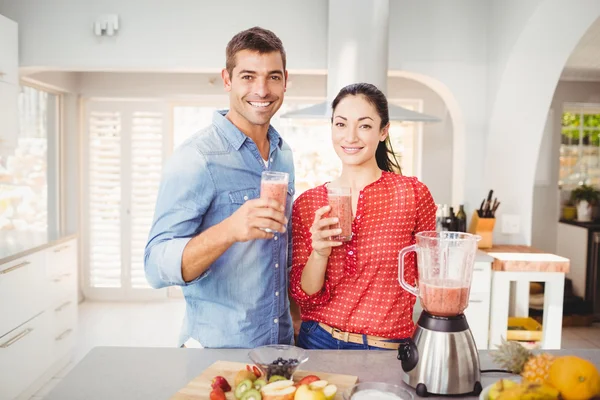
[322,384,337,400]
[296,375,321,387]
[294,384,326,400]
[261,380,297,400]
[308,381,328,391]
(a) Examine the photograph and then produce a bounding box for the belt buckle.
[333,328,350,342]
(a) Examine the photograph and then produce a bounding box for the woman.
[289,83,436,350]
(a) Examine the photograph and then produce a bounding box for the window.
[0,85,60,235]
[84,100,169,299]
[559,103,600,189]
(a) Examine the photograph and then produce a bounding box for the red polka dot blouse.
[289,171,437,339]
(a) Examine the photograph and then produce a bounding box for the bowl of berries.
[248,345,308,381]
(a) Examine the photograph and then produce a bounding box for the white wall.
[0,0,328,72]
[484,1,600,245]
[532,81,600,253]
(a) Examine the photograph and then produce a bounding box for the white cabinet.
[0,237,78,400]
[464,260,492,350]
[0,14,18,156]
[0,81,19,153]
[0,14,18,85]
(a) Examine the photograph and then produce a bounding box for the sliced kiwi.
[235,379,254,399]
[253,379,267,390]
[268,375,286,383]
[240,388,262,400]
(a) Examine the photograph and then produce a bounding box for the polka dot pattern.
[289,172,437,339]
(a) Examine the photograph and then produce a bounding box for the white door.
[83,100,169,300]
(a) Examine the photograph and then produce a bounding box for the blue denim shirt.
[144,110,295,348]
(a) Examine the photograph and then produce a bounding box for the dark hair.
[331,83,402,174]
[226,27,286,77]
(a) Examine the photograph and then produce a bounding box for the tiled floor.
[29,301,600,399]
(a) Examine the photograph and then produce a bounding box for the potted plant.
[570,185,600,222]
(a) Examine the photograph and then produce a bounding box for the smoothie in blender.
[418,279,470,317]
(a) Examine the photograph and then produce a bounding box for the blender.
[397,231,482,397]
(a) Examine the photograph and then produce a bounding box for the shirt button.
[360,194,364,199]
[348,251,354,255]
[275,263,279,268]
[275,291,279,296]
[243,195,248,201]
[274,235,278,241]
[274,318,278,324]
[356,215,361,219]
[270,158,274,162]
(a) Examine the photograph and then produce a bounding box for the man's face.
[222,50,287,128]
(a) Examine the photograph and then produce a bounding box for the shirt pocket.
[229,188,259,213]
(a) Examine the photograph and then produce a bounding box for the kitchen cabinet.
[0,237,78,400]
[556,221,600,320]
[0,14,18,156]
[0,14,18,85]
[464,259,492,350]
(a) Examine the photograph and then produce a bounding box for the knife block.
[468,211,495,249]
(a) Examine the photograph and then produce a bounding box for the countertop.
[559,218,600,230]
[475,250,494,263]
[45,346,600,400]
[0,231,77,265]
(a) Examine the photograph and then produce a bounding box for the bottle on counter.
[446,207,457,231]
[456,204,467,232]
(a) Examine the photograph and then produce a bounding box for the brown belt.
[318,323,401,350]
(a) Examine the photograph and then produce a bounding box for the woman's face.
[331,95,388,168]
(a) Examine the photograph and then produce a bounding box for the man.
[144,27,295,348]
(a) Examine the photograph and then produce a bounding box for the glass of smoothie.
[327,186,352,242]
[260,171,289,233]
[397,231,481,317]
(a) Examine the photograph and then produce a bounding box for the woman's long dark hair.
[331,83,402,174]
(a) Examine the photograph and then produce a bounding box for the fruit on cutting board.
[488,379,518,400]
[490,339,554,383]
[211,387,227,400]
[294,384,327,400]
[212,376,232,392]
[493,382,559,399]
[254,379,267,390]
[236,370,259,386]
[295,375,320,387]
[236,379,256,399]
[307,381,336,400]
[261,380,297,400]
[547,355,600,400]
[240,388,263,400]
[269,375,287,383]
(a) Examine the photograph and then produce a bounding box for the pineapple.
[491,338,555,384]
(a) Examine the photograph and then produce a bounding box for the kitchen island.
[45,346,600,400]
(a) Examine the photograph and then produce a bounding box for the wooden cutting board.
[171,360,359,400]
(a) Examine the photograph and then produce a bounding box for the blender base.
[398,311,481,396]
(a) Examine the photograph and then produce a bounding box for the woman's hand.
[310,205,343,258]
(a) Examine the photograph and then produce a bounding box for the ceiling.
[562,17,600,81]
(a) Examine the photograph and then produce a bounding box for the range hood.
[281,0,440,123]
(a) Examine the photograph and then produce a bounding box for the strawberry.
[210,387,226,400]
[252,366,262,378]
[211,376,232,392]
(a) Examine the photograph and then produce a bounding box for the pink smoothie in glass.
[418,279,470,317]
[328,194,352,241]
[260,181,288,209]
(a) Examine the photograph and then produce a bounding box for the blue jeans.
[296,321,404,350]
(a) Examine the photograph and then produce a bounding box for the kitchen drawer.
[52,323,76,361]
[51,298,77,336]
[0,312,52,400]
[46,239,77,278]
[48,268,77,305]
[471,262,492,294]
[464,292,491,350]
[0,252,46,337]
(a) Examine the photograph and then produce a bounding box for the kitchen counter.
[475,250,494,263]
[45,347,600,400]
[0,231,77,264]
[559,218,600,229]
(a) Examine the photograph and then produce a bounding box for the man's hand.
[226,198,288,242]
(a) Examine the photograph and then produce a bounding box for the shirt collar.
[212,110,283,151]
